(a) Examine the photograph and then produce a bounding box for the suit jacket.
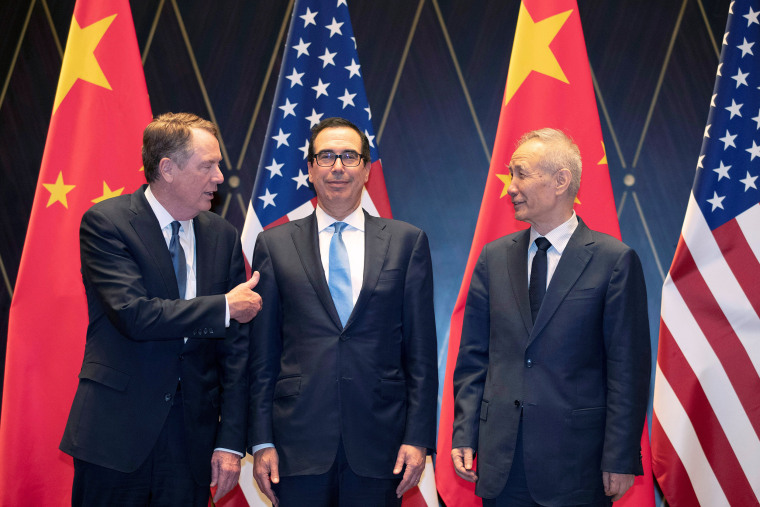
[249,210,437,479]
[452,218,650,505]
[60,185,248,485]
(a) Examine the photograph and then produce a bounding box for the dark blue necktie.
[529,237,551,323]
[169,221,187,299]
[328,222,352,326]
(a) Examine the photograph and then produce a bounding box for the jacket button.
[179,354,184,360]
[525,358,533,368]
[164,393,172,402]
[514,400,520,407]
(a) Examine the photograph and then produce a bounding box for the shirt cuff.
[251,443,275,454]
[214,447,243,458]
[224,295,230,327]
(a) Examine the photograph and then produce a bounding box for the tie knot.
[333,221,347,235]
[171,221,181,237]
[535,237,551,251]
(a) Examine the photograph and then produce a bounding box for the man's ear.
[555,167,572,195]
[158,157,174,183]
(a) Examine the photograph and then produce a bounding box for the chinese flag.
[0,0,151,504]
[435,1,654,506]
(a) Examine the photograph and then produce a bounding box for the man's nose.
[213,165,224,183]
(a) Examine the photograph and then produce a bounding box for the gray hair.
[517,128,582,197]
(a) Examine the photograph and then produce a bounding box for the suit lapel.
[129,186,179,299]
[506,230,534,335]
[348,213,390,327]
[291,213,344,329]
[529,220,594,343]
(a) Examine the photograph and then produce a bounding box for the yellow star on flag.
[53,14,117,114]
[496,173,512,198]
[598,141,607,165]
[504,4,572,106]
[43,171,76,208]
[92,181,124,203]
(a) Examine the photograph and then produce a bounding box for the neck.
[318,201,361,222]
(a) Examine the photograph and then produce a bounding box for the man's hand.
[227,271,262,324]
[393,444,426,498]
[602,471,635,501]
[210,450,241,503]
[451,447,478,482]
[253,447,280,507]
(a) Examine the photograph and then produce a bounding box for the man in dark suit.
[60,112,262,506]
[451,128,650,506]
[249,117,438,507]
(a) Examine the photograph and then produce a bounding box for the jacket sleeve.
[400,229,438,450]
[247,232,282,449]
[452,245,491,451]
[601,247,651,474]
[80,206,226,341]
[214,228,250,453]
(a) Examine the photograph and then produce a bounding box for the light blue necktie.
[169,221,187,299]
[328,222,353,326]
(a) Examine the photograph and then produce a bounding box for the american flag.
[651,1,760,506]
[238,1,437,505]
[241,0,391,264]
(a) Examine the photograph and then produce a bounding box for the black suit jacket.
[452,218,650,505]
[249,210,437,479]
[60,186,248,485]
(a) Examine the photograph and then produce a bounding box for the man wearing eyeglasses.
[249,117,437,507]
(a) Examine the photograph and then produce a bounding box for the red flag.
[435,1,654,505]
[652,1,760,505]
[0,0,151,503]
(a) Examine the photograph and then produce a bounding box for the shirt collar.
[529,211,578,255]
[144,185,192,232]
[316,204,365,233]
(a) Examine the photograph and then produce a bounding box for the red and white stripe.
[652,195,760,507]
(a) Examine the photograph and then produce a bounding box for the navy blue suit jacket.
[60,186,248,485]
[452,218,650,505]
[249,211,437,479]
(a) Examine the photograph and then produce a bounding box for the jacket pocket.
[78,362,130,392]
[273,376,301,399]
[570,407,606,428]
[480,400,489,421]
[380,378,406,400]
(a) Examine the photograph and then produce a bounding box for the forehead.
[314,127,362,151]
[189,128,221,159]
[510,139,545,167]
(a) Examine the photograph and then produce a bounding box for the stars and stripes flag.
[651,1,760,506]
[237,1,436,506]
[240,0,391,263]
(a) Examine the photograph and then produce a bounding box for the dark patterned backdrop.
[0,0,730,467]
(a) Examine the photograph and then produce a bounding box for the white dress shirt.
[316,204,365,304]
[527,212,579,289]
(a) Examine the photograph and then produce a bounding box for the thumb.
[464,449,473,471]
[246,271,260,288]
[393,449,405,475]
[210,459,219,487]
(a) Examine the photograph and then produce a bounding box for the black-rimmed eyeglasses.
[314,151,363,167]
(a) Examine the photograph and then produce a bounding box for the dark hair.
[307,117,371,164]
[142,112,219,182]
